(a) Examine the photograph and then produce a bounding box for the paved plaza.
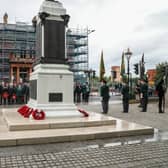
[0,100,168,167]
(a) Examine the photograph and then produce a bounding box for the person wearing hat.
[140,78,148,112]
[100,79,110,114]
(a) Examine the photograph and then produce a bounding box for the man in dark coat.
[121,82,129,113]
[140,79,148,112]
[74,83,81,103]
[0,82,3,105]
[100,79,110,114]
[156,79,165,113]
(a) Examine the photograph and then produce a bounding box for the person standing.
[16,83,23,104]
[8,83,14,104]
[156,79,165,113]
[74,83,81,103]
[0,82,3,105]
[136,79,142,107]
[85,82,90,103]
[2,82,9,105]
[100,79,110,114]
[140,79,148,112]
[121,82,129,113]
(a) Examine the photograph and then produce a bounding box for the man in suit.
[100,79,110,114]
[140,78,148,112]
[156,79,165,113]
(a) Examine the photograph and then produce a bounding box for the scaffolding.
[0,22,35,82]
[0,17,89,84]
[66,28,89,83]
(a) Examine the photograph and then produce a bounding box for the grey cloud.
[145,10,168,29]
[134,9,168,32]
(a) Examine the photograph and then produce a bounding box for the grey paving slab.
[0,101,168,167]
[0,141,168,167]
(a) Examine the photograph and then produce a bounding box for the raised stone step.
[2,108,116,131]
[0,122,154,147]
[0,108,154,147]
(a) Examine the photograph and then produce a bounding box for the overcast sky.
[1,0,168,76]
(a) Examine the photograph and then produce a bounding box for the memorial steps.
[0,108,154,146]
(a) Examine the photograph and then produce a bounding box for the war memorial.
[0,0,154,146]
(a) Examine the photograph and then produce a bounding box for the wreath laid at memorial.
[78,108,89,117]
[17,105,45,120]
[18,106,88,119]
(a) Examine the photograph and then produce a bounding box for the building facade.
[66,28,89,84]
[111,66,121,82]
[0,14,35,83]
[147,69,156,86]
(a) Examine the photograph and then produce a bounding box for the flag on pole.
[99,50,105,81]
[120,52,125,77]
[141,53,145,78]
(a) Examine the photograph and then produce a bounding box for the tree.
[99,50,105,81]
[140,53,145,79]
[155,62,168,86]
[120,52,125,77]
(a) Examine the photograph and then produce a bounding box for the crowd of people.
[100,77,167,114]
[120,77,167,114]
[0,82,29,105]
[74,82,90,104]
[0,78,166,115]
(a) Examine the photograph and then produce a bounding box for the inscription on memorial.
[30,80,37,100]
[49,93,63,102]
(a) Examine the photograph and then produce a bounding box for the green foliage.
[122,74,128,83]
[155,62,168,85]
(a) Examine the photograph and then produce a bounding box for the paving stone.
[0,103,168,167]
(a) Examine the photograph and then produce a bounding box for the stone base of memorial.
[27,64,83,118]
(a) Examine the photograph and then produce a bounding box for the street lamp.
[124,48,132,87]
[88,29,95,35]
[87,28,95,82]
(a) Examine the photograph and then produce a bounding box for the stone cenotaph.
[28,0,82,117]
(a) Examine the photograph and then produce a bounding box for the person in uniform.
[100,79,110,114]
[140,78,148,112]
[156,79,165,113]
[121,81,129,113]
[0,82,3,105]
[136,79,142,107]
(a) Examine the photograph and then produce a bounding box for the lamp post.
[124,48,132,88]
[87,28,95,82]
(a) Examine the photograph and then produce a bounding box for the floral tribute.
[2,92,9,99]
[12,94,17,100]
[78,108,89,117]
[17,105,45,120]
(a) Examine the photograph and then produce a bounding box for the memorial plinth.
[28,64,81,117]
[27,0,82,118]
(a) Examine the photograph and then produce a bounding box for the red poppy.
[32,109,45,120]
[3,92,9,99]
[12,94,16,100]
[78,108,89,117]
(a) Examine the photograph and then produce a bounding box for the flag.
[99,50,105,81]
[120,52,125,77]
[141,53,145,78]
[142,53,144,63]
